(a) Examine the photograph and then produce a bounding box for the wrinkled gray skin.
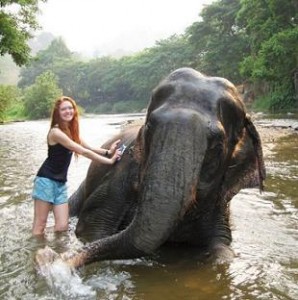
[39,68,266,268]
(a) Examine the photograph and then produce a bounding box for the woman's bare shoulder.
[48,127,66,144]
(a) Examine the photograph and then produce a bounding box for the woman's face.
[59,100,75,123]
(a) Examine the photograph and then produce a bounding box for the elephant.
[36,68,265,269]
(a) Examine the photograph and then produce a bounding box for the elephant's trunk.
[60,109,209,267]
[130,110,208,252]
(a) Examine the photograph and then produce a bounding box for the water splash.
[36,252,96,299]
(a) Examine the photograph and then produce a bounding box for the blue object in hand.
[117,144,126,160]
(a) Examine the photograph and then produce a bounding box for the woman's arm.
[49,128,121,164]
[81,138,121,157]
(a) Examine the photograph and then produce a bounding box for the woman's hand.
[111,148,122,163]
[109,139,121,155]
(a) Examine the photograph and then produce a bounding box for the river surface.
[0,113,297,300]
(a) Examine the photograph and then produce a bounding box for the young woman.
[32,96,121,235]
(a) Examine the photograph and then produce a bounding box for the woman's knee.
[54,222,69,232]
[53,203,69,232]
[32,220,47,235]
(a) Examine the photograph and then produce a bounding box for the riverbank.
[253,114,298,157]
[257,124,296,143]
[257,125,296,158]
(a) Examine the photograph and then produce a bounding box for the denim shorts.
[32,176,68,205]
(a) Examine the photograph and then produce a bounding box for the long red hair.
[50,96,81,144]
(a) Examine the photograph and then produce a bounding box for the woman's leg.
[53,203,69,232]
[32,199,52,235]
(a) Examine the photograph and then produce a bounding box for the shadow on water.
[0,114,297,299]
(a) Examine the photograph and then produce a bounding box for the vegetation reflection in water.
[0,115,297,300]
[265,134,298,207]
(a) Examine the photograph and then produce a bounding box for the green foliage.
[186,0,248,83]
[18,34,197,113]
[84,56,118,107]
[237,0,297,54]
[126,34,196,100]
[88,101,113,114]
[12,0,297,117]
[88,99,146,114]
[111,100,146,113]
[54,59,90,101]
[23,70,62,119]
[252,95,272,112]
[0,0,47,66]
[245,28,298,81]
[18,37,73,88]
[238,0,298,110]
[0,84,20,122]
[5,99,26,121]
[94,56,133,103]
[253,82,296,112]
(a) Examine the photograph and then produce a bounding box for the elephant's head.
[36,68,265,269]
[127,68,265,250]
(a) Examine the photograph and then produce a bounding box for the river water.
[0,114,297,300]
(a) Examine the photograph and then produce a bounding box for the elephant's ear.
[244,114,266,191]
[133,125,145,163]
[217,93,246,148]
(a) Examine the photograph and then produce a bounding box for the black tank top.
[37,143,73,182]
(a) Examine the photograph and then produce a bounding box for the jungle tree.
[0,0,47,66]
[238,0,298,110]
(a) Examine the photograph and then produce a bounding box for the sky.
[37,0,214,57]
